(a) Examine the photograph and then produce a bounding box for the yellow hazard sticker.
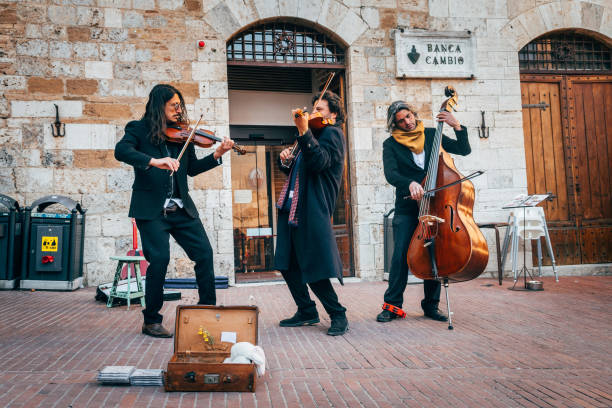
[41,236,58,252]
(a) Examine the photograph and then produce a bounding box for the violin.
[165,123,246,155]
[293,109,336,132]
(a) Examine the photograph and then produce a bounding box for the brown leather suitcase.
[164,305,259,392]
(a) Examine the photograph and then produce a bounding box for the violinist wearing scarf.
[376,101,471,323]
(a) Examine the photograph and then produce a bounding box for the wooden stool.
[107,255,146,309]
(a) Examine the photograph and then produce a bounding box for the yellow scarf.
[392,121,425,153]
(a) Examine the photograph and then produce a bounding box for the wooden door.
[520,75,612,264]
[567,77,612,263]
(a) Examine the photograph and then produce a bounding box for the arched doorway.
[226,20,353,282]
[519,30,612,265]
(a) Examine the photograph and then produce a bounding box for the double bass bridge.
[418,214,445,245]
[419,215,445,225]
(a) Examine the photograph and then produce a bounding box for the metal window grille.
[519,32,611,73]
[227,21,344,66]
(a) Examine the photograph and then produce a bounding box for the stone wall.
[0,0,610,285]
[0,0,232,286]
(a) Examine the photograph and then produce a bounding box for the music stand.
[502,193,553,291]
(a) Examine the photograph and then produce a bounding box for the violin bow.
[176,113,204,163]
[283,72,336,169]
[293,71,336,119]
[313,71,335,111]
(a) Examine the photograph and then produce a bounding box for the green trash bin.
[20,195,86,291]
[0,194,22,289]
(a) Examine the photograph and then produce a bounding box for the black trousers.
[136,208,215,324]
[280,231,346,320]
[383,213,441,312]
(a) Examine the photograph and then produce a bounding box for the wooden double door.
[520,75,612,264]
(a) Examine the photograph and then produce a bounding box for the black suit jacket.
[114,119,221,220]
[383,126,471,216]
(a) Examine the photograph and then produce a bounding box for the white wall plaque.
[395,30,476,79]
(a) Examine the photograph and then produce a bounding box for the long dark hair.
[142,84,188,144]
[311,90,345,125]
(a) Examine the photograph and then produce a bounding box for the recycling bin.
[20,195,86,291]
[0,194,23,289]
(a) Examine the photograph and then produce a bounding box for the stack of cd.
[129,369,165,386]
[97,366,135,384]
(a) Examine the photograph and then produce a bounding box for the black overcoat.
[114,119,220,220]
[274,125,345,284]
[383,126,471,216]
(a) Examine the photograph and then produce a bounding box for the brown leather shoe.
[142,323,173,338]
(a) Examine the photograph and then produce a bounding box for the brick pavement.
[0,276,611,407]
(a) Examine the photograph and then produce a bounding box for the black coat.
[383,126,471,216]
[114,119,220,220]
[274,125,345,284]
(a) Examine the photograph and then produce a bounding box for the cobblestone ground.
[0,276,611,407]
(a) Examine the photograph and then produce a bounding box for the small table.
[477,222,509,285]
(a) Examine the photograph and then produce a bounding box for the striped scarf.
[275,152,301,227]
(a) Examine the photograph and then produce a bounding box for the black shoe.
[279,312,320,327]
[423,309,448,322]
[142,323,173,338]
[327,317,349,336]
[376,309,399,322]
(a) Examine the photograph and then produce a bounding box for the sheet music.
[502,193,551,209]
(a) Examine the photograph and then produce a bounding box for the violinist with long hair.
[274,90,349,336]
[376,101,471,323]
[114,84,234,338]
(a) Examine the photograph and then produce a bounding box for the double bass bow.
[406,86,489,328]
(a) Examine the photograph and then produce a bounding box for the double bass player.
[376,100,471,323]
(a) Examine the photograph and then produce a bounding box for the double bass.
[406,86,489,328]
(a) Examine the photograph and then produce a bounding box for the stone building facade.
[1,0,610,286]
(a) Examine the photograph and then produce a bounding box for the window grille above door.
[227,21,345,68]
[519,31,611,73]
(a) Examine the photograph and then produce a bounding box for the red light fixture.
[198,41,205,48]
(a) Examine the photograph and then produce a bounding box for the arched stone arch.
[202,0,368,46]
[500,1,612,50]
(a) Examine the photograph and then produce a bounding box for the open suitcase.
[165,305,259,392]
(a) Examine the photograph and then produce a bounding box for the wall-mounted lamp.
[51,104,65,137]
[478,110,489,139]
